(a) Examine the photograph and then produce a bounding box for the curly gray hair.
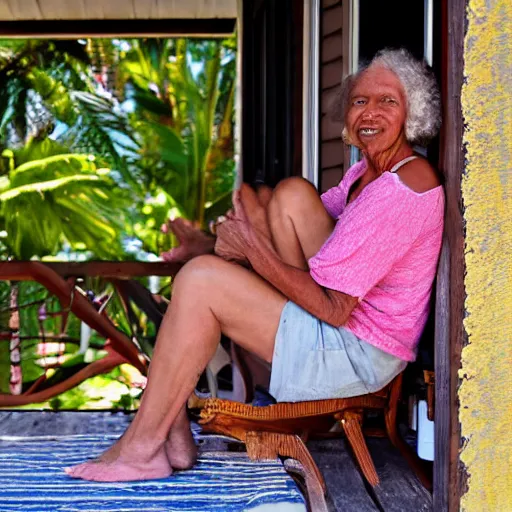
[331,48,441,146]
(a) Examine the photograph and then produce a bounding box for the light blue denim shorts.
[269,302,407,403]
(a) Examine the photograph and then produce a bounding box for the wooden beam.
[0,262,148,373]
[0,18,236,38]
[434,237,451,511]
[0,261,183,279]
[1,0,237,21]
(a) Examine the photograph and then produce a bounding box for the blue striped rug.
[0,432,306,512]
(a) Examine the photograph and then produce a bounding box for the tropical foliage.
[0,36,237,261]
[0,138,127,260]
[0,36,237,409]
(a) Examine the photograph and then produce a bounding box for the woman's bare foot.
[92,410,197,471]
[255,184,273,209]
[165,429,197,470]
[65,439,172,482]
[94,437,123,463]
[161,218,215,263]
[164,407,198,470]
[238,183,272,240]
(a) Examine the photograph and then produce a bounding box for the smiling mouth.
[359,128,381,136]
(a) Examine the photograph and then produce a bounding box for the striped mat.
[0,432,306,512]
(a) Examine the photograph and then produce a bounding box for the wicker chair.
[191,371,430,510]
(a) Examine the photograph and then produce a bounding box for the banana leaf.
[0,146,127,260]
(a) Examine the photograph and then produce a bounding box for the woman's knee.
[270,177,321,218]
[274,176,317,198]
[173,254,227,292]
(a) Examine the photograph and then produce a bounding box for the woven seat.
[192,372,430,510]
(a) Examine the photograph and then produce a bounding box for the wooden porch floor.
[0,411,432,511]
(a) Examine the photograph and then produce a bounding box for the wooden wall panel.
[6,0,43,19]
[322,114,342,141]
[0,1,12,18]
[319,0,344,193]
[321,139,344,169]
[322,33,343,63]
[321,59,344,89]
[321,167,343,191]
[434,1,466,510]
[321,87,340,114]
[322,5,342,36]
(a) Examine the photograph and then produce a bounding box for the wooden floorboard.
[0,412,433,511]
[0,410,133,436]
[307,437,433,512]
[0,411,231,453]
[308,438,379,512]
[366,438,432,512]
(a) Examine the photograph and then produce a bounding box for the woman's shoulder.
[394,157,442,194]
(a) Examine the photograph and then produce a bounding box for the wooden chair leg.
[337,410,380,487]
[284,458,329,512]
[246,431,327,509]
[384,409,432,491]
[384,373,432,490]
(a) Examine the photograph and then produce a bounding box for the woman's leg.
[161,177,334,268]
[164,179,335,467]
[162,179,335,469]
[66,256,287,482]
[241,177,335,270]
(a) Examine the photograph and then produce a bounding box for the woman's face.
[345,66,408,157]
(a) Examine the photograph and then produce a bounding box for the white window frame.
[301,0,321,188]
[344,0,360,167]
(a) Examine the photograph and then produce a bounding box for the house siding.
[319,0,344,193]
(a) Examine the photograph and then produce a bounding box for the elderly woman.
[66,48,444,482]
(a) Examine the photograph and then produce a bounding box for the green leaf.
[0,174,101,201]
[12,137,70,166]
[132,88,172,117]
[9,153,97,188]
[204,189,233,224]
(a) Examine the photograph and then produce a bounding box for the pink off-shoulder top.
[308,159,445,361]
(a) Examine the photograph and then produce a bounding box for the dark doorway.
[241,0,303,187]
[358,0,425,64]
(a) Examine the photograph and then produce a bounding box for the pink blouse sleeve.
[310,177,426,298]
[321,185,346,219]
[320,160,366,219]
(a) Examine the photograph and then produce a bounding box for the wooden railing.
[0,260,182,407]
[41,261,182,279]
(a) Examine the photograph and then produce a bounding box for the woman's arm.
[247,234,358,327]
[215,194,358,327]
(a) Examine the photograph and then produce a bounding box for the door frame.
[240,0,302,186]
[434,0,466,510]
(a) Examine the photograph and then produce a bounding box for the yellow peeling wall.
[460,0,512,511]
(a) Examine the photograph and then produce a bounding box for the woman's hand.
[160,217,215,262]
[214,222,247,263]
[214,190,253,264]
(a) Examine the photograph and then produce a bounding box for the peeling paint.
[460,0,512,511]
